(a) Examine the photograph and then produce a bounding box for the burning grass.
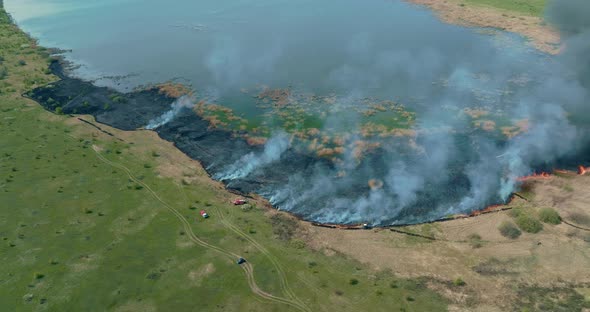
[1,16,448,310]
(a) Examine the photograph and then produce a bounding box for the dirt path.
[407,0,560,54]
[211,204,309,311]
[91,146,310,312]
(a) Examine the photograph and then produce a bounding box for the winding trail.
[211,204,308,310]
[91,146,310,312]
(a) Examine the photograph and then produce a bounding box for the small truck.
[200,210,209,219]
[232,198,247,205]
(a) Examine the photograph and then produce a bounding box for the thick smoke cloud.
[547,0,590,99]
[215,0,590,225]
[15,0,590,225]
[139,0,589,225]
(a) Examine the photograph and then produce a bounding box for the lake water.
[6,0,549,96]
[10,0,579,225]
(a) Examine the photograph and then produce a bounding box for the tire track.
[211,205,310,311]
[91,146,308,311]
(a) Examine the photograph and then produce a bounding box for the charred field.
[12,0,590,226]
[28,57,590,227]
[18,0,590,227]
[4,0,590,311]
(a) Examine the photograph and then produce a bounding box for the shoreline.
[5,3,590,311]
[10,2,586,228]
[407,0,561,54]
[30,58,589,229]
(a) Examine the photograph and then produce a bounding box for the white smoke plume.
[204,0,590,225]
[215,132,290,181]
[146,95,194,130]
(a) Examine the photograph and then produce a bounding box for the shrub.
[270,214,298,241]
[110,94,127,103]
[146,272,161,280]
[23,293,34,302]
[569,213,590,227]
[290,239,305,249]
[18,59,27,66]
[516,214,543,233]
[468,233,483,248]
[34,273,44,279]
[509,207,523,218]
[349,278,359,285]
[499,221,521,239]
[538,208,561,225]
[453,277,466,286]
[0,67,7,80]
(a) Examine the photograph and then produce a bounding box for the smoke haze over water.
[215,0,590,225]
[13,0,590,225]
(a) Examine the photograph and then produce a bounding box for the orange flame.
[470,203,504,217]
[578,165,588,175]
[516,172,551,182]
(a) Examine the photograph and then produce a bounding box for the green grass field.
[463,0,547,17]
[0,4,447,311]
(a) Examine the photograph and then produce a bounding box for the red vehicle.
[200,210,209,218]
[232,198,247,205]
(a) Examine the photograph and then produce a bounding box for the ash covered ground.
[28,0,590,226]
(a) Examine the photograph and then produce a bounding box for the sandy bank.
[408,0,560,54]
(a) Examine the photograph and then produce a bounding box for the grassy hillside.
[0,4,446,311]
[463,0,546,16]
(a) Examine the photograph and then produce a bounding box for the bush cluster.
[499,221,521,239]
[516,214,543,233]
[538,208,561,225]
